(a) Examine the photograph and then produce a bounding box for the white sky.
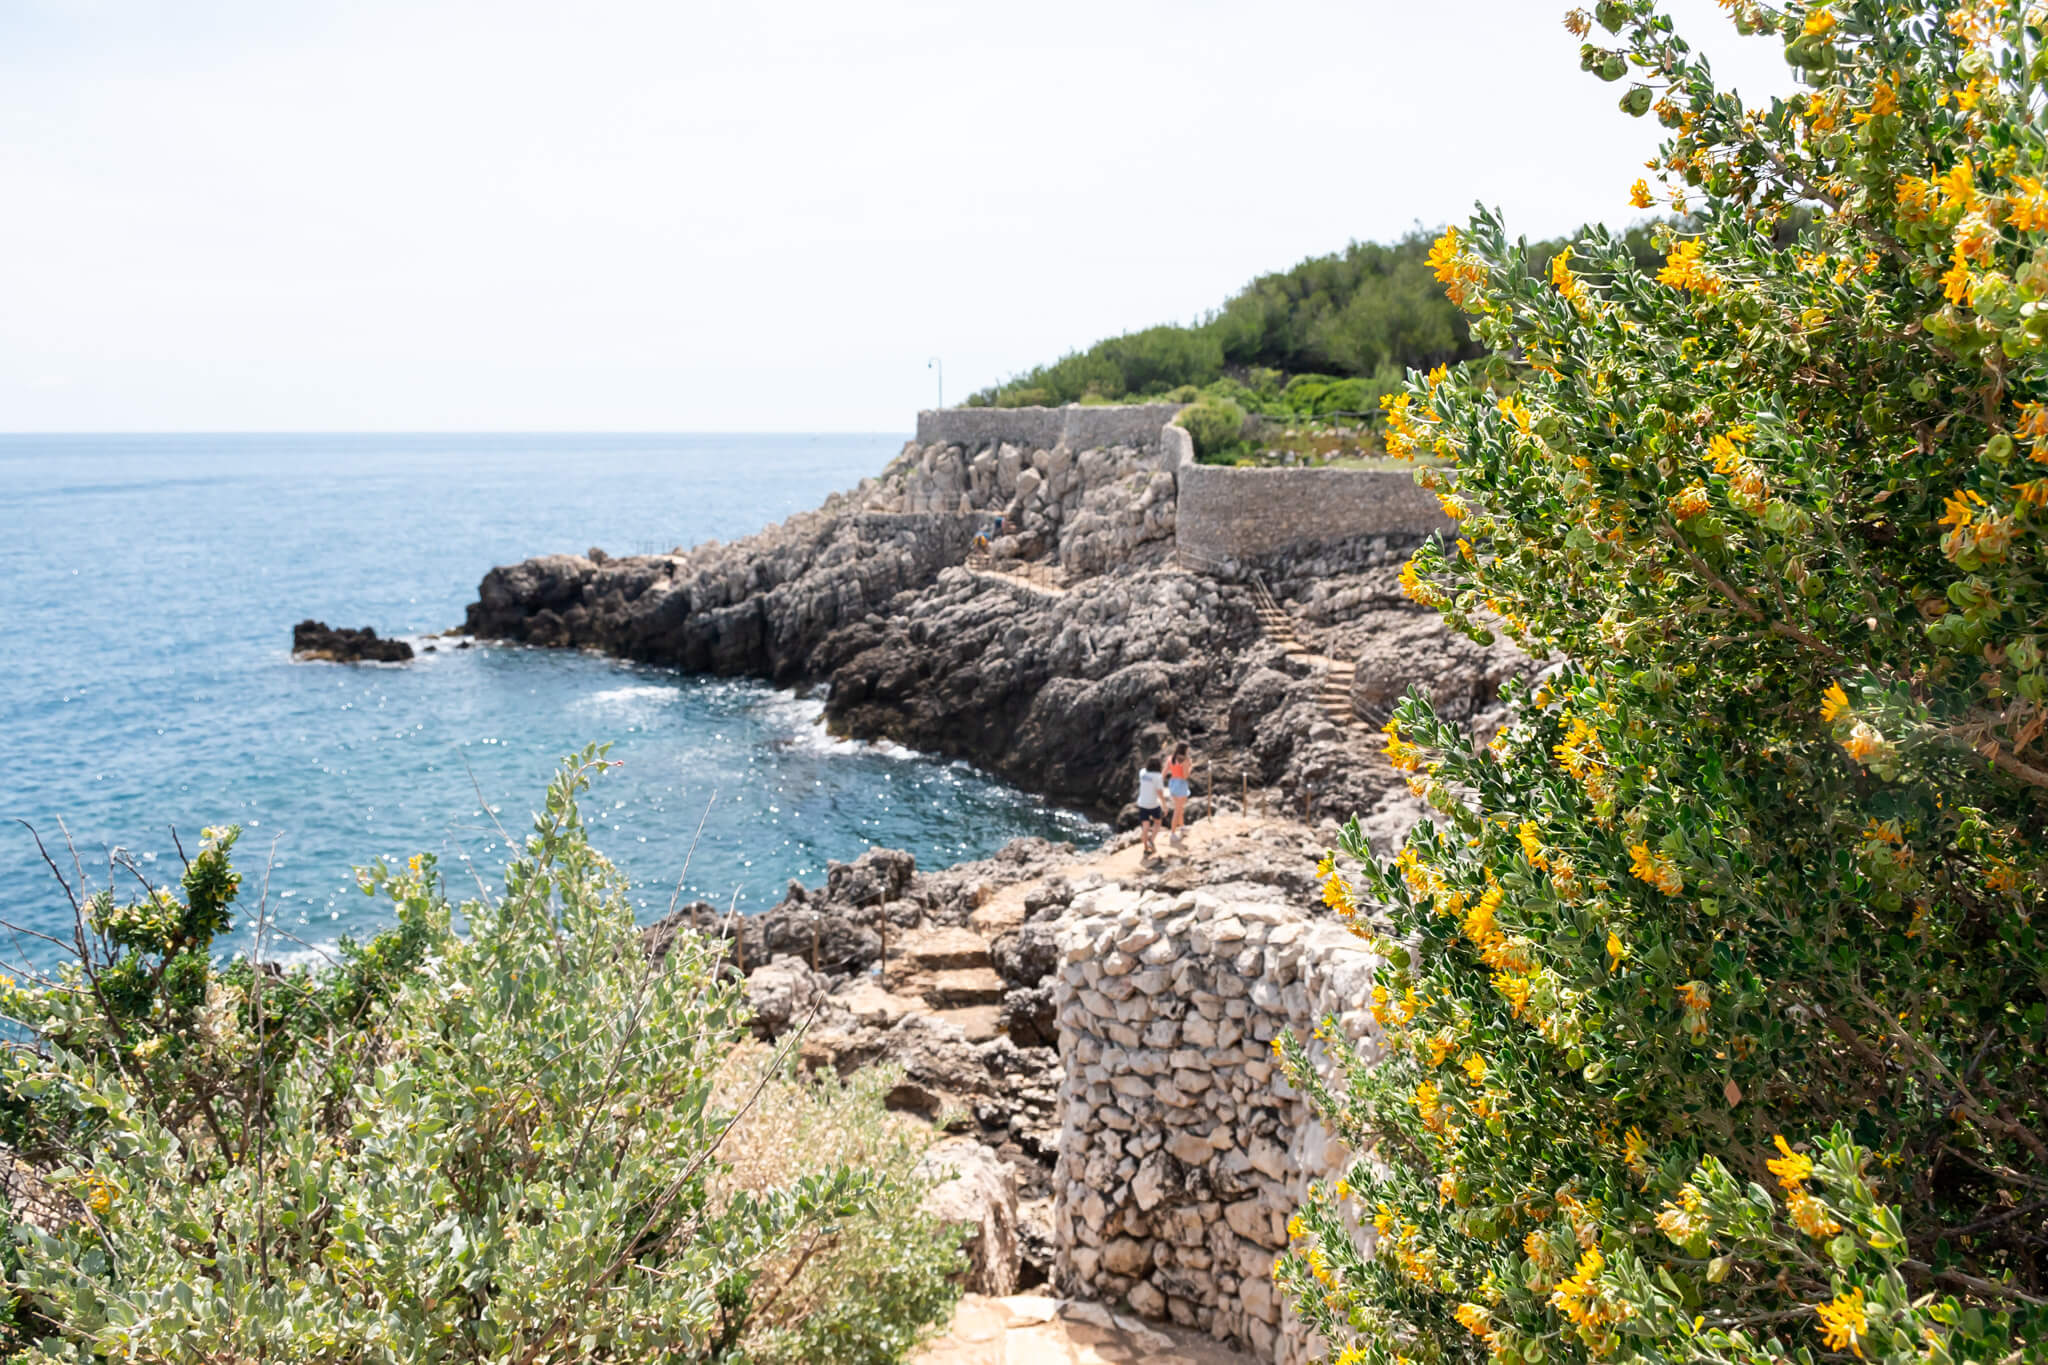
[0,1,1797,432]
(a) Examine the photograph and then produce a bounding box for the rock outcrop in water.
[291,620,413,663]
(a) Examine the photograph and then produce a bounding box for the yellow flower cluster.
[1452,1302,1497,1346]
[1656,239,1721,295]
[1676,980,1712,1039]
[1550,245,1589,314]
[1428,226,1489,309]
[1707,427,1768,514]
[1655,1183,1709,1242]
[1815,1286,1868,1356]
[1769,1135,1844,1239]
[1550,1245,1628,1334]
[1627,842,1683,896]
[1938,486,2014,563]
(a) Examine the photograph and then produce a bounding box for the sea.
[0,433,1102,972]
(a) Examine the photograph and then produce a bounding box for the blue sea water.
[0,434,1102,970]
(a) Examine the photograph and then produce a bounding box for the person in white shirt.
[1136,758,1166,858]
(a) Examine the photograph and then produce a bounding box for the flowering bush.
[2,748,960,1361]
[1279,4,2048,1363]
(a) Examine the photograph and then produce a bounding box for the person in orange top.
[1164,742,1194,844]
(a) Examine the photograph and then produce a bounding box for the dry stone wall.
[1170,424,1454,570]
[1049,883,1382,1363]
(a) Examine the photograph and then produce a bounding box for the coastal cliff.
[462,407,1516,828]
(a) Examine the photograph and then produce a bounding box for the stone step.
[933,1004,1003,1044]
[898,926,993,973]
[924,967,1007,1008]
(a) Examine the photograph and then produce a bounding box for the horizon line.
[0,428,915,438]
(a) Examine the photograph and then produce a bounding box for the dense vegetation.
[968,231,1669,423]
[0,748,960,1363]
[1279,3,2048,1364]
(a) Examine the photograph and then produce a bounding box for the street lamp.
[928,356,942,410]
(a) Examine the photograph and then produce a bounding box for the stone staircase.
[1249,577,1365,734]
[888,925,1006,1041]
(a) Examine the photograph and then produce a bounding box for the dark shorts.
[1138,804,1163,826]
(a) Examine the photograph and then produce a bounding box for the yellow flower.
[1413,1079,1444,1130]
[1461,1054,1487,1085]
[1820,682,1850,722]
[1767,1134,1815,1188]
[1551,245,1587,309]
[1656,1184,1708,1242]
[1815,1286,1867,1356]
[1550,1246,1617,1329]
[2009,176,2048,233]
[1657,239,1718,294]
[1938,158,1978,212]
[1676,981,1712,1038]
[1942,243,1975,305]
[1842,722,1886,763]
[1606,931,1626,972]
[1896,175,1934,220]
[1322,871,1358,915]
[1630,178,1654,209]
[1628,843,1684,896]
[1493,971,1533,1019]
[1453,1302,1496,1344]
[1803,8,1836,37]
[1428,226,1489,308]
[1668,482,1711,520]
[1623,1125,1652,1180]
[1789,1187,1844,1239]
[1383,718,1426,773]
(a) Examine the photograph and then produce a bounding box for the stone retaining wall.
[1170,423,1452,569]
[1050,883,1381,1363]
[916,405,1185,453]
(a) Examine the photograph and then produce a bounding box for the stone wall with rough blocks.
[916,404,1185,453]
[1049,883,1381,1363]
[1170,424,1453,569]
[887,404,1449,577]
[874,408,1184,573]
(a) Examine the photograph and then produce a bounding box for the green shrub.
[712,1050,962,1365]
[2,748,960,1362]
[1280,4,2048,1364]
[1177,395,1248,462]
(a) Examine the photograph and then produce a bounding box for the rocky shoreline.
[465,409,1530,1356]
[461,418,1525,830]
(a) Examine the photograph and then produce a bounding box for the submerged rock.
[291,620,413,663]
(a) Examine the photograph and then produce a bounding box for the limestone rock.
[918,1138,1021,1296]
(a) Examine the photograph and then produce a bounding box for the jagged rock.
[917,1138,1021,1296]
[990,922,1059,988]
[998,984,1057,1049]
[291,620,412,663]
[742,956,826,1038]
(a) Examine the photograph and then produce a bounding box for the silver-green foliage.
[4,747,960,1363]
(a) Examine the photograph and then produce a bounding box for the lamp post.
[928,356,943,410]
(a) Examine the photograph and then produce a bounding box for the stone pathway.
[964,553,1070,596]
[1252,594,1364,735]
[912,1294,1256,1365]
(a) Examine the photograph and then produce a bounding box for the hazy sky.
[0,1,1796,432]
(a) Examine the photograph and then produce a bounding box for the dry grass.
[712,1044,964,1363]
